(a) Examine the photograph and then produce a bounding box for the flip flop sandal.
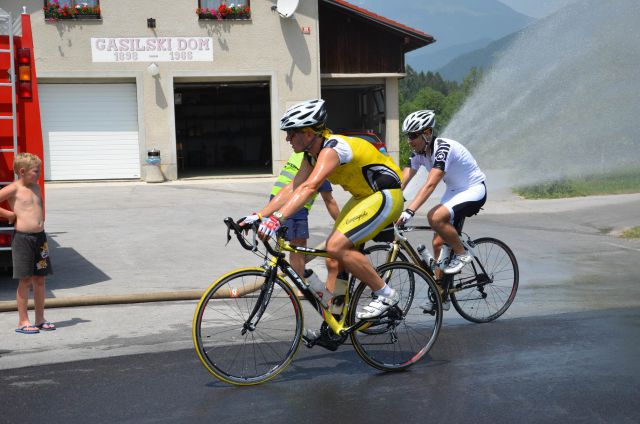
[15,325,40,334]
[36,322,56,331]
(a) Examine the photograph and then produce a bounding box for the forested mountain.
[354,0,532,71]
[436,31,520,82]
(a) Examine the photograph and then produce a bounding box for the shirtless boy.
[0,153,54,334]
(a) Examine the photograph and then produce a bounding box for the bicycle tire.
[450,237,519,323]
[193,267,303,385]
[349,262,442,371]
[363,243,410,269]
[362,244,414,318]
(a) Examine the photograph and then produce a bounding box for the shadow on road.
[0,234,110,301]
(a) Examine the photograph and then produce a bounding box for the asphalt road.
[0,177,639,422]
[1,307,638,424]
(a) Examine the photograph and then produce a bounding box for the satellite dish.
[276,0,299,18]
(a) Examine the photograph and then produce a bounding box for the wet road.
[2,307,638,424]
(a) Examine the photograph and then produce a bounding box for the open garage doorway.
[322,84,386,138]
[174,82,272,178]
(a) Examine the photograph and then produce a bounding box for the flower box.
[43,2,101,21]
[196,4,251,20]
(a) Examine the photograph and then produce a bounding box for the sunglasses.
[287,128,316,137]
[407,131,423,140]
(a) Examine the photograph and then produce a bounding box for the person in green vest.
[270,152,339,278]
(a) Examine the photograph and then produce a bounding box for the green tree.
[460,67,484,97]
[397,67,485,167]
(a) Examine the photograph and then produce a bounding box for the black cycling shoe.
[302,325,345,351]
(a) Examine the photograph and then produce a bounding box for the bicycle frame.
[225,218,373,339]
[377,225,492,298]
[276,240,376,336]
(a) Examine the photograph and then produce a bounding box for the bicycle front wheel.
[193,268,303,385]
[362,244,413,314]
[450,237,519,323]
[350,262,442,371]
[363,243,410,269]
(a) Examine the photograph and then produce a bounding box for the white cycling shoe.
[420,299,450,311]
[443,251,473,274]
[356,289,400,319]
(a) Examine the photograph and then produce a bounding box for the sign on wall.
[91,37,213,62]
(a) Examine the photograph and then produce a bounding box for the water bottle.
[330,276,349,316]
[416,244,436,271]
[305,270,328,298]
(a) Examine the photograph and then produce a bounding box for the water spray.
[444,0,640,185]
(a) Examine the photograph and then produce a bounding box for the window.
[43,1,101,20]
[200,0,224,8]
[197,0,251,20]
[54,0,99,6]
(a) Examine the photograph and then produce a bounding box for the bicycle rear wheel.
[450,237,519,323]
[350,262,442,371]
[193,268,303,385]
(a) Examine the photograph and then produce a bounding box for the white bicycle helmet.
[402,110,436,134]
[280,99,327,130]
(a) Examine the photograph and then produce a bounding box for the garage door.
[40,83,140,180]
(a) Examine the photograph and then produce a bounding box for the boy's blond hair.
[13,152,42,175]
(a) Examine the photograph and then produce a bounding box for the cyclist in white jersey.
[396,110,487,281]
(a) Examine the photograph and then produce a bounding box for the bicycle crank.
[302,322,347,351]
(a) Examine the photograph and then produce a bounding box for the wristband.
[404,208,415,217]
[272,211,284,223]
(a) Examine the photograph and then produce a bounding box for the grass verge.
[513,170,640,199]
[620,226,640,239]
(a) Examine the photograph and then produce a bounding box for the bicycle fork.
[240,267,277,335]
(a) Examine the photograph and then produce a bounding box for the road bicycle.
[364,216,519,323]
[192,218,442,386]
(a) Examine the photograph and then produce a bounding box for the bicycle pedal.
[302,338,316,349]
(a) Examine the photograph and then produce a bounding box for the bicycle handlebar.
[397,224,433,232]
[224,217,285,258]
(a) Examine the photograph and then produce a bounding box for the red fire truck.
[0,9,45,271]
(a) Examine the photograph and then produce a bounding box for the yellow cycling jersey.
[306,134,402,199]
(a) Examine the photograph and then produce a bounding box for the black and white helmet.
[280,99,327,130]
[402,110,436,134]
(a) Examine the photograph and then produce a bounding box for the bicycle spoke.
[350,262,442,371]
[452,238,518,323]
[194,269,302,385]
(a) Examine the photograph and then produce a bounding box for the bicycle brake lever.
[251,227,259,252]
[225,224,232,246]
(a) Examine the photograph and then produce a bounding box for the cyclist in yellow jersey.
[269,151,339,280]
[240,99,404,323]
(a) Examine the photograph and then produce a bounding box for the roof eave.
[321,0,436,51]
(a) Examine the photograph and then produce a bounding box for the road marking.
[604,242,640,253]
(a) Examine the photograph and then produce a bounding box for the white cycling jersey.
[409,137,485,191]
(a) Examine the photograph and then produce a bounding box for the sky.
[353,0,577,19]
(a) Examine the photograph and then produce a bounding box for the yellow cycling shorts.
[333,188,404,247]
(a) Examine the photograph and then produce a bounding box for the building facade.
[4,0,433,181]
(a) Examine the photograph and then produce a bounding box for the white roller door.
[40,83,140,180]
